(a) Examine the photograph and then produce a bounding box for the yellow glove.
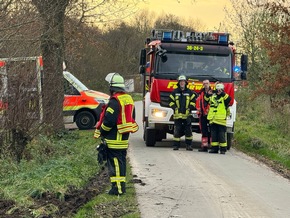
[94,129,101,139]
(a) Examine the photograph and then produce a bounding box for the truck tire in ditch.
[75,111,96,130]
[145,127,156,147]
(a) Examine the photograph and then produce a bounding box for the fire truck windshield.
[156,53,232,81]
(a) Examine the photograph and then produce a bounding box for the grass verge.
[0,130,140,217]
[234,117,290,179]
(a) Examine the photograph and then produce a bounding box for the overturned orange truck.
[0,56,109,130]
[139,29,248,148]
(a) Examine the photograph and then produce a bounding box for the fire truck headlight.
[151,109,168,118]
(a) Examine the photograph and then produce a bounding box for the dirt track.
[128,101,290,218]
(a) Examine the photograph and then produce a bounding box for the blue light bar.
[218,35,228,44]
[233,66,241,72]
[162,31,172,41]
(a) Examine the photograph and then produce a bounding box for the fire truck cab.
[139,29,247,148]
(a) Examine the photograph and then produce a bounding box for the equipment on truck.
[139,29,247,148]
[0,56,109,130]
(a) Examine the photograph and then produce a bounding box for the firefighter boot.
[208,146,219,154]
[198,137,208,152]
[198,147,208,152]
[220,147,227,155]
[186,144,193,151]
[185,139,193,151]
[173,141,180,150]
[121,182,126,194]
[108,183,122,195]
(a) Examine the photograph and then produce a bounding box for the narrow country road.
[128,101,290,218]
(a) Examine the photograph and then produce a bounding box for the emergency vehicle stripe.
[107,107,114,114]
[63,105,99,111]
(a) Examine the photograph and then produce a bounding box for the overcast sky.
[138,0,232,30]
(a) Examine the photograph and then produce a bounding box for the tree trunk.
[31,0,69,133]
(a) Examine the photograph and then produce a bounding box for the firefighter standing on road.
[204,83,231,154]
[196,79,211,152]
[169,75,197,151]
[94,72,138,195]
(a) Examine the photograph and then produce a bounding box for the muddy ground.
[0,169,110,218]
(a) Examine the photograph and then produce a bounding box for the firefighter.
[94,72,138,195]
[204,83,231,154]
[169,75,197,151]
[196,79,211,152]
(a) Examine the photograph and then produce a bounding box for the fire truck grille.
[160,92,171,107]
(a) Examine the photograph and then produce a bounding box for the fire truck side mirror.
[139,49,147,74]
[240,54,248,80]
[241,54,248,72]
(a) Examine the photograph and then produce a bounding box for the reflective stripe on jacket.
[114,93,138,134]
[95,92,138,149]
[169,87,197,119]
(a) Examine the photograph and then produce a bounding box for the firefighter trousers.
[210,123,227,149]
[173,117,193,147]
[199,115,211,145]
[107,148,127,195]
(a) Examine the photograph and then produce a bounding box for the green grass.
[0,130,100,205]
[234,117,290,171]
[74,160,140,218]
[0,130,140,217]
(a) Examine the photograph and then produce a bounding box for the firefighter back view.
[94,72,138,195]
[169,75,197,150]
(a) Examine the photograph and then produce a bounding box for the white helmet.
[178,75,187,82]
[216,83,224,90]
[105,72,125,88]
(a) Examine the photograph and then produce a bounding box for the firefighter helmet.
[216,83,224,90]
[177,75,187,82]
[105,72,125,88]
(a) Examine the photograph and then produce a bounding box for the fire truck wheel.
[145,127,156,147]
[75,111,96,130]
[227,132,233,150]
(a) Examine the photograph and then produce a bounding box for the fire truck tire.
[145,127,156,147]
[227,132,233,150]
[75,111,96,130]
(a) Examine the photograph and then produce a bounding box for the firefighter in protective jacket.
[196,79,212,152]
[204,83,231,154]
[169,75,197,151]
[94,72,138,195]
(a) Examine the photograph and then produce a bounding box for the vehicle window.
[64,78,80,95]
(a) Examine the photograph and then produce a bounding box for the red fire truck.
[139,29,247,148]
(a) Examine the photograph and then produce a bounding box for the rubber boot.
[208,146,219,153]
[198,147,208,152]
[173,141,180,150]
[108,183,119,195]
[220,147,227,155]
[186,144,193,151]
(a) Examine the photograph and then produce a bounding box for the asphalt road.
[128,101,290,218]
